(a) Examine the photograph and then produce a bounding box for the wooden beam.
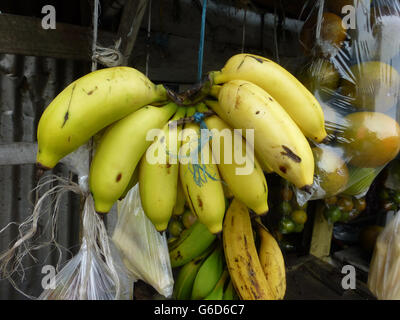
[0,143,37,166]
[309,202,334,259]
[117,0,150,65]
[0,143,89,178]
[0,14,116,61]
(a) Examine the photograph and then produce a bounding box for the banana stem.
[210,85,222,98]
[208,71,224,85]
[195,102,209,113]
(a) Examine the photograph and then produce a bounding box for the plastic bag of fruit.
[112,183,174,298]
[39,195,133,300]
[294,0,400,203]
[368,211,400,299]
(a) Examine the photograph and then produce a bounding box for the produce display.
[5,0,399,301]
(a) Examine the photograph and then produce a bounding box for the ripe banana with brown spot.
[89,102,177,213]
[37,67,168,169]
[256,220,286,300]
[179,122,226,234]
[210,53,327,143]
[223,198,275,300]
[206,80,315,190]
[204,115,269,215]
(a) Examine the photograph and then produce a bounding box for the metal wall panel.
[0,53,90,299]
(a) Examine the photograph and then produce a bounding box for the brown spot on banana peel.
[246,55,265,64]
[280,145,302,163]
[175,250,183,261]
[197,195,203,209]
[62,111,69,128]
[116,173,122,182]
[83,86,98,95]
[61,83,76,128]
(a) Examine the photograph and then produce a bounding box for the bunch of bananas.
[168,221,234,300]
[36,53,326,236]
[168,203,286,300]
[36,52,328,300]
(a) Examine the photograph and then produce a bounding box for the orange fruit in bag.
[342,112,400,168]
[341,61,400,112]
[300,12,347,56]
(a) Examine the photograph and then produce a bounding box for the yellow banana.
[256,220,286,300]
[89,103,177,213]
[179,122,226,234]
[210,53,327,143]
[206,81,315,190]
[139,107,186,231]
[223,198,275,300]
[37,67,167,169]
[119,166,139,201]
[256,152,274,174]
[204,115,269,215]
[173,177,186,216]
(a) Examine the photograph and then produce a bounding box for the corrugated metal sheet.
[0,53,90,299]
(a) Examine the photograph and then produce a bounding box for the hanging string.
[145,0,152,77]
[187,112,218,187]
[273,3,280,64]
[197,0,208,82]
[91,0,123,69]
[241,7,247,53]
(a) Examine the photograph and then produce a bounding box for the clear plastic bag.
[38,195,133,300]
[368,211,400,300]
[294,0,400,203]
[112,184,174,298]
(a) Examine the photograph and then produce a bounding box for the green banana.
[203,270,229,300]
[223,280,238,300]
[169,220,216,268]
[173,244,215,300]
[191,244,224,300]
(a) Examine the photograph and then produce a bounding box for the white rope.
[91,0,100,72]
[91,0,123,70]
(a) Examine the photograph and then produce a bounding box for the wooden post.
[117,0,150,66]
[309,202,333,261]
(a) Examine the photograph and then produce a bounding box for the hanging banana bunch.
[35,51,326,300]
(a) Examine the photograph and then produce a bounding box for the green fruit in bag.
[342,167,381,196]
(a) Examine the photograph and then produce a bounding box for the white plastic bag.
[368,211,400,300]
[112,184,174,298]
[38,195,133,300]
